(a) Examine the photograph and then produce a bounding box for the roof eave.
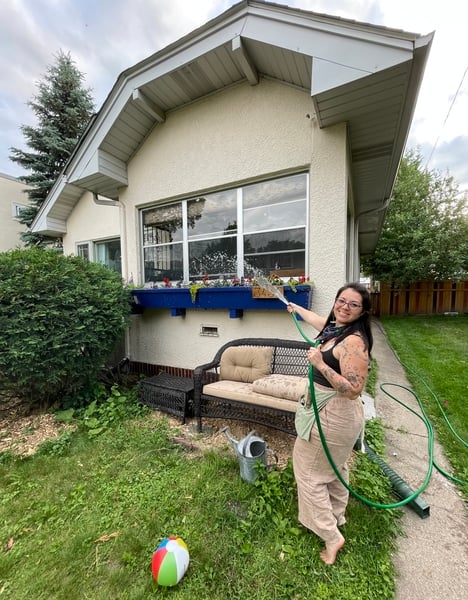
[30,0,433,252]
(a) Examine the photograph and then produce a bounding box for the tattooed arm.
[306,335,368,400]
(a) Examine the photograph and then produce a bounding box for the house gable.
[31,0,432,256]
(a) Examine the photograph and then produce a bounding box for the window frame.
[75,238,122,274]
[140,172,309,284]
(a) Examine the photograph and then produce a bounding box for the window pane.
[77,243,89,260]
[144,244,183,282]
[189,236,237,279]
[243,173,306,233]
[188,190,237,240]
[143,204,183,244]
[95,239,121,274]
[244,228,305,274]
[244,198,306,232]
[243,173,306,208]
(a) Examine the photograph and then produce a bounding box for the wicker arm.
[193,358,221,431]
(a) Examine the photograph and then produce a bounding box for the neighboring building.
[31,0,433,372]
[0,173,31,251]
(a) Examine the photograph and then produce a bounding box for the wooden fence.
[370,280,468,317]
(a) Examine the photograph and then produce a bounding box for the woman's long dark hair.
[319,282,373,353]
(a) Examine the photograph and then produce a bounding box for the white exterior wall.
[0,173,31,251]
[121,79,350,369]
[309,122,350,307]
[63,190,120,255]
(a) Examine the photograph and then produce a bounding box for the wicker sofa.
[193,338,312,435]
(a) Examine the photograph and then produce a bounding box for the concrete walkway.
[371,321,467,600]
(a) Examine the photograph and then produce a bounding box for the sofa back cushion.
[220,346,273,383]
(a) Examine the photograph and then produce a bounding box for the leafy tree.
[0,248,132,409]
[9,50,95,247]
[362,151,468,283]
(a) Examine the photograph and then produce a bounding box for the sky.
[1,0,467,192]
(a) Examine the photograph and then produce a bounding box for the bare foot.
[320,536,345,565]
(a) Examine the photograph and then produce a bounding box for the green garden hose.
[290,312,466,510]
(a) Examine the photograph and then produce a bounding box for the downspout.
[364,441,430,519]
[356,198,391,222]
[93,193,130,359]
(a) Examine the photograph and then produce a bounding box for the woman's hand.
[307,345,324,368]
[314,335,369,399]
[286,303,327,331]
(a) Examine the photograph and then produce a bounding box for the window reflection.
[188,190,237,240]
[141,172,307,283]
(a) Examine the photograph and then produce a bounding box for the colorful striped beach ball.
[151,537,190,586]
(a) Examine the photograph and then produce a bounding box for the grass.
[380,314,468,491]
[0,385,400,599]
[2,315,466,598]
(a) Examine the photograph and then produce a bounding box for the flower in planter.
[140,273,312,295]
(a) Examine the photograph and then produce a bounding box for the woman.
[287,282,372,565]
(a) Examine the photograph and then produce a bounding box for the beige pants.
[293,393,364,545]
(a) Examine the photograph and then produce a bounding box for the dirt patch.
[0,395,294,467]
[155,413,295,470]
[0,396,75,457]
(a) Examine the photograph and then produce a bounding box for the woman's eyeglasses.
[335,297,362,311]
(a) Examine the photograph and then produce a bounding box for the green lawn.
[380,314,468,488]
[1,315,466,599]
[0,398,398,599]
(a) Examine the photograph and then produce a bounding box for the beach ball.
[151,536,189,586]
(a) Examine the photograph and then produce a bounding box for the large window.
[141,173,307,283]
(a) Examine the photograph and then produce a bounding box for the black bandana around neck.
[317,323,349,345]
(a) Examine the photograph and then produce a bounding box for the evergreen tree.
[362,151,468,284]
[10,50,95,247]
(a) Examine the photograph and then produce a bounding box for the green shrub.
[0,248,132,408]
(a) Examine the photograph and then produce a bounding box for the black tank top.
[313,346,341,388]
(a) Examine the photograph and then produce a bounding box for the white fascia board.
[241,12,416,92]
[66,16,247,183]
[124,19,247,92]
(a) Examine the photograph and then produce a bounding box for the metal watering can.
[221,426,277,483]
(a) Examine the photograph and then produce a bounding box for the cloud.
[1,0,467,190]
[425,136,468,190]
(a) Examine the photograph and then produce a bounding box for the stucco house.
[31,0,432,374]
[0,173,31,251]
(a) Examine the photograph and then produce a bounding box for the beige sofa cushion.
[252,374,308,402]
[219,346,272,383]
[202,380,297,413]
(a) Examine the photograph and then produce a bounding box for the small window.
[12,203,27,218]
[95,239,121,274]
[76,243,90,261]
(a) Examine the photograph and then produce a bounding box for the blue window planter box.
[131,285,312,318]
